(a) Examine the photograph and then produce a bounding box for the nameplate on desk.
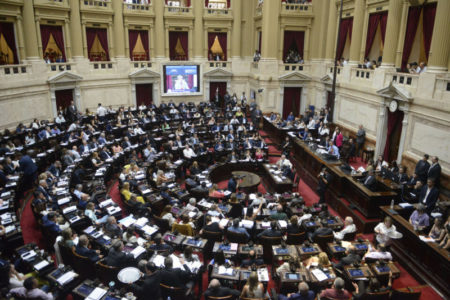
[62,205,77,214]
[69,216,81,223]
[186,238,202,247]
[57,197,71,206]
[348,269,364,277]
[285,273,300,280]
[375,266,390,273]
[301,247,316,253]
[275,248,290,255]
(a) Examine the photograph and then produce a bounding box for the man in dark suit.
[362,170,376,190]
[66,101,78,123]
[18,153,38,189]
[309,219,333,241]
[204,279,240,299]
[104,216,123,238]
[159,256,192,289]
[42,212,61,234]
[317,168,331,204]
[76,235,101,262]
[419,179,439,213]
[131,262,161,300]
[227,175,239,193]
[47,161,62,177]
[257,221,282,238]
[251,105,262,127]
[415,154,430,184]
[335,246,361,270]
[105,240,136,268]
[427,156,441,187]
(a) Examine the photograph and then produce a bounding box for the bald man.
[203,279,240,298]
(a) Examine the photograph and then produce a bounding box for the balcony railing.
[281,63,309,72]
[81,0,111,9]
[351,67,374,80]
[47,63,74,72]
[164,5,192,14]
[204,7,229,15]
[89,61,115,70]
[206,61,232,69]
[123,2,152,12]
[328,66,342,75]
[34,0,69,7]
[0,64,29,77]
[385,72,418,88]
[130,61,153,69]
[281,2,312,14]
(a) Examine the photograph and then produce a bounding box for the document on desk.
[153,255,165,268]
[240,220,254,229]
[398,202,413,208]
[119,215,136,227]
[257,268,269,281]
[278,220,287,228]
[261,221,271,228]
[56,271,76,285]
[135,217,148,227]
[219,218,229,228]
[142,225,158,236]
[186,261,202,273]
[86,287,107,300]
[311,269,328,281]
[34,260,50,271]
[218,266,234,276]
[419,235,435,243]
[130,246,146,258]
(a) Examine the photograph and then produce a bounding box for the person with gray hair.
[333,216,356,240]
[409,203,430,230]
[319,277,351,299]
[203,278,241,298]
[186,198,197,211]
[278,281,315,300]
[104,216,123,237]
[104,239,135,268]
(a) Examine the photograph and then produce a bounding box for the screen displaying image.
[164,65,200,94]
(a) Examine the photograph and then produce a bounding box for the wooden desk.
[239,267,270,282]
[213,242,239,256]
[262,164,293,193]
[369,262,400,278]
[308,266,336,284]
[232,171,261,193]
[238,244,263,256]
[182,237,207,250]
[296,244,322,260]
[344,265,374,280]
[380,206,450,298]
[272,245,298,260]
[211,266,241,281]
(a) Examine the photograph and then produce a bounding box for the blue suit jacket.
[19,155,37,176]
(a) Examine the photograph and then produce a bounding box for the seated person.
[305,252,330,269]
[104,216,123,238]
[200,215,224,234]
[270,204,288,221]
[209,250,233,267]
[352,274,392,299]
[123,226,138,244]
[149,233,173,252]
[227,150,239,163]
[159,256,193,289]
[209,184,225,198]
[409,204,430,230]
[361,169,376,190]
[130,261,161,300]
[105,240,136,268]
[257,221,282,238]
[241,250,264,268]
[363,243,392,261]
[42,212,61,234]
[75,235,102,262]
[85,202,108,225]
[10,277,54,300]
[327,140,340,159]
[309,219,333,241]
[428,217,444,240]
[180,246,200,262]
[276,154,293,170]
[276,256,301,276]
[333,216,356,240]
[120,182,145,204]
[334,246,361,270]
[374,217,396,246]
[319,277,351,300]
[241,271,265,298]
[160,205,176,226]
[203,279,240,299]
[278,282,315,300]
[438,224,450,250]
[73,184,90,209]
[287,215,304,235]
[227,218,250,239]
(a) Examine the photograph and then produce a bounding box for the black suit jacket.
[105,248,135,268]
[363,175,376,190]
[311,227,333,240]
[336,253,361,269]
[419,186,439,213]
[159,267,190,288]
[415,160,430,182]
[428,163,441,185]
[75,245,100,262]
[204,286,240,299]
[131,272,162,300]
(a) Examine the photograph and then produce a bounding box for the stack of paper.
[34,260,50,271]
[86,288,107,300]
[311,269,328,281]
[56,271,76,285]
[130,246,146,258]
[218,266,234,276]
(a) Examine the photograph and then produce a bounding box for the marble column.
[23,0,39,59]
[112,0,126,58]
[231,0,241,58]
[396,109,409,163]
[260,0,280,59]
[348,0,365,65]
[427,0,450,72]
[64,20,72,59]
[153,0,165,59]
[69,0,84,58]
[15,16,26,62]
[325,1,337,61]
[192,0,204,59]
[381,0,403,68]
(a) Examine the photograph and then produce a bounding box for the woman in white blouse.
[374,216,397,245]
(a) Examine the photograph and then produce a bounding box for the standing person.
[427,156,441,187]
[251,105,262,128]
[18,152,38,191]
[356,125,365,157]
[415,154,430,184]
[317,168,331,204]
[66,100,78,123]
[374,217,396,246]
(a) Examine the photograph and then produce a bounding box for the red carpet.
[20,194,45,249]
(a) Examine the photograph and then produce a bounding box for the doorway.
[383,109,404,162]
[209,81,227,107]
[282,87,301,119]
[55,89,73,112]
[136,83,153,106]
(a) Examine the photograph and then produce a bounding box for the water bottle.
[390,199,394,209]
